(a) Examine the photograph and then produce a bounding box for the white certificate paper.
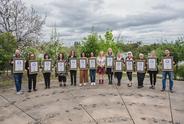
[115,61,122,71]
[89,59,96,68]
[137,62,144,72]
[57,62,65,72]
[148,59,156,70]
[30,62,38,73]
[44,61,51,71]
[126,61,133,71]
[70,59,77,69]
[80,59,86,69]
[107,57,113,67]
[163,59,172,70]
[15,60,24,71]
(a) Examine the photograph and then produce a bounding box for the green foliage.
[80,33,100,57]
[176,65,184,80]
[80,30,118,56]
[0,32,16,70]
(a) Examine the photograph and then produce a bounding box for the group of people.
[11,48,175,95]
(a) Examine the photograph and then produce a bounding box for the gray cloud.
[24,0,184,45]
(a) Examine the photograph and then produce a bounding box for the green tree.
[0,32,16,71]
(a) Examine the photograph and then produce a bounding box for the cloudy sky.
[24,0,184,46]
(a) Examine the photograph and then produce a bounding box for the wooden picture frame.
[162,57,174,71]
[114,60,123,72]
[136,60,145,73]
[13,58,25,73]
[106,56,114,68]
[57,61,66,73]
[125,60,133,72]
[42,60,52,73]
[29,60,39,74]
[89,58,96,69]
[79,58,87,70]
[69,58,77,70]
[147,58,157,71]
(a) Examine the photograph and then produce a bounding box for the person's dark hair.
[81,52,86,57]
[28,53,36,60]
[90,52,95,57]
[69,50,76,57]
[44,53,50,59]
[58,53,65,60]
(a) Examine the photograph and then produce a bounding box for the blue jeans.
[14,73,23,92]
[162,71,174,90]
[90,69,96,82]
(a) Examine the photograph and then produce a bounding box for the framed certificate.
[89,58,96,69]
[136,60,145,73]
[43,60,52,73]
[125,60,133,72]
[114,60,123,72]
[13,58,25,73]
[106,56,114,68]
[57,61,66,73]
[79,58,87,70]
[29,60,39,74]
[147,58,157,71]
[162,57,173,71]
[69,58,77,70]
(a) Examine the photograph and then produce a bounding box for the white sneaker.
[93,82,96,85]
[84,83,87,86]
[79,83,83,87]
[16,91,23,95]
[91,83,93,86]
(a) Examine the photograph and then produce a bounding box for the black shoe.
[60,84,62,87]
[28,90,31,92]
[33,89,37,91]
[149,86,153,89]
[117,83,121,86]
[161,89,165,92]
[74,83,76,86]
[170,90,174,93]
[138,86,143,89]
[64,84,66,87]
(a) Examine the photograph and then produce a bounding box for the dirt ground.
[0,77,184,124]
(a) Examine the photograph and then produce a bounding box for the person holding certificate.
[11,49,24,95]
[161,50,175,93]
[68,50,77,86]
[106,48,114,85]
[57,53,67,87]
[79,52,88,86]
[25,53,38,92]
[89,52,96,85]
[42,54,51,89]
[114,53,124,86]
[126,51,134,87]
[137,53,146,88]
[147,50,158,89]
[97,51,106,84]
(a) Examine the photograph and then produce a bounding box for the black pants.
[107,68,113,84]
[43,73,51,88]
[28,74,37,90]
[127,72,132,81]
[149,72,157,86]
[58,75,66,82]
[70,70,77,85]
[115,72,122,85]
[137,73,145,87]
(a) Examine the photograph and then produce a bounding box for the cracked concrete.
[0,77,184,124]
